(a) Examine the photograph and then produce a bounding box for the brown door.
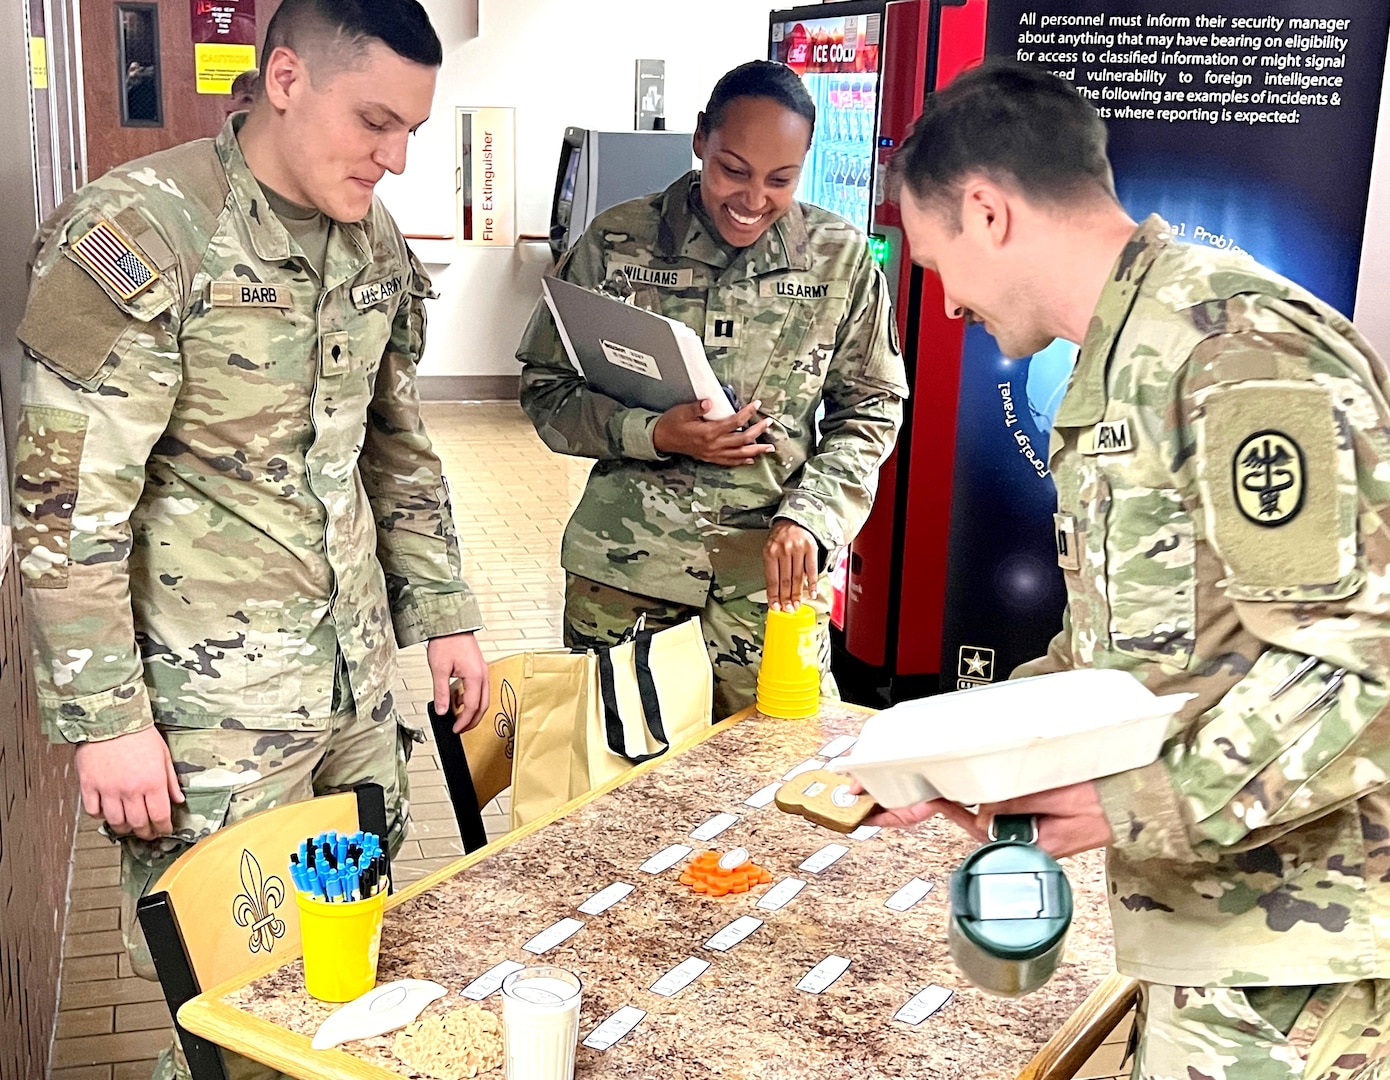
[79,0,282,181]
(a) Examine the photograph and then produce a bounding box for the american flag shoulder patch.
[67,220,159,301]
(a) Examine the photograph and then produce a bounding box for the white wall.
[377,0,770,379]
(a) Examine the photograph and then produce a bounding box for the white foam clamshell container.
[841,668,1194,807]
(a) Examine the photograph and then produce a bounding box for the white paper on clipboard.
[541,276,734,420]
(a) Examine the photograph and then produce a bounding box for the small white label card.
[690,813,739,842]
[895,985,954,1025]
[583,1005,647,1051]
[639,844,692,874]
[819,735,858,758]
[799,843,850,874]
[796,955,852,994]
[578,881,635,915]
[600,339,662,379]
[848,825,882,841]
[745,781,782,809]
[782,757,827,781]
[704,915,763,952]
[460,959,524,1000]
[649,957,710,997]
[522,917,584,955]
[885,878,935,912]
[756,877,808,912]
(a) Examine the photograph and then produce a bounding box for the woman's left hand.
[764,520,820,612]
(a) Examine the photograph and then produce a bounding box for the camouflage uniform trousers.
[117,686,416,1080]
[1134,980,1390,1079]
[563,573,838,719]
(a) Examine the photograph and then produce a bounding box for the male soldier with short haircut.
[12,2,486,1076]
[873,62,1390,1077]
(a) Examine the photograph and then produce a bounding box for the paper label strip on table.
[756,877,807,912]
[640,844,692,874]
[704,915,763,952]
[848,825,882,841]
[690,813,739,841]
[885,878,934,912]
[578,882,635,915]
[799,843,849,874]
[796,955,852,994]
[895,985,954,1025]
[783,757,827,781]
[460,959,525,1000]
[522,917,584,955]
[650,957,711,997]
[583,1005,647,1051]
[819,735,858,758]
[745,781,781,808]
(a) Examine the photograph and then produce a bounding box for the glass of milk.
[501,965,583,1080]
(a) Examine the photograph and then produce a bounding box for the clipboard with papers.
[540,276,735,421]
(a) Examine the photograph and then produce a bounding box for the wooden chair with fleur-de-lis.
[135,783,390,1080]
[427,655,521,853]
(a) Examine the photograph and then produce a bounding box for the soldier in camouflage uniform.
[872,63,1390,1078]
[517,61,907,718]
[11,3,487,1077]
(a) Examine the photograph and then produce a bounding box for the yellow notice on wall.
[194,42,256,94]
[29,37,47,90]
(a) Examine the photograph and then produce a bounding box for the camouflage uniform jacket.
[12,118,482,744]
[1017,216,1390,985]
[516,171,907,605]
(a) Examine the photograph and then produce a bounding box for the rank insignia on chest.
[1054,513,1081,571]
[68,220,158,301]
[1233,429,1305,527]
[1080,419,1133,454]
[704,311,742,348]
[210,281,292,308]
[351,275,403,309]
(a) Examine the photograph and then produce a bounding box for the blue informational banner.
[940,1,1390,688]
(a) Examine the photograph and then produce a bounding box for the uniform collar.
[656,170,813,276]
[1053,214,1172,429]
[215,114,369,273]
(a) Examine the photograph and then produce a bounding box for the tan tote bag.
[507,616,713,830]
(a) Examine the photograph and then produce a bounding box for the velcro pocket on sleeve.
[1194,379,1359,601]
[12,406,88,588]
[17,256,139,385]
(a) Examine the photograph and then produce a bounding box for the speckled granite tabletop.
[223,703,1115,1079]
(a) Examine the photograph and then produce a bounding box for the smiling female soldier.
[517,60,907,718]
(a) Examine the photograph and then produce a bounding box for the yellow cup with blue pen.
[297,889,387,1001]
[292,831,390,1002]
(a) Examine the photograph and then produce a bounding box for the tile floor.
[47,401,1128,1080]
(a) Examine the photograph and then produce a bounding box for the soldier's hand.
[652,399,775,465]
[981,782,1112,858]
[764,519,820,612]
[856,781,1113,858]
[427,631,489,734]
[74,726,184,841]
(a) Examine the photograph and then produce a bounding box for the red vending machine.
[771,0,989,701]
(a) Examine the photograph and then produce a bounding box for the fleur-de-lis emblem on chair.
[231,849,287,954]
[495,678,517,760]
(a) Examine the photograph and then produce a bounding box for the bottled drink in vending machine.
[822,151,845,219]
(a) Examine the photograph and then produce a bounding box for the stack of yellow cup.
[756,604,821,719]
